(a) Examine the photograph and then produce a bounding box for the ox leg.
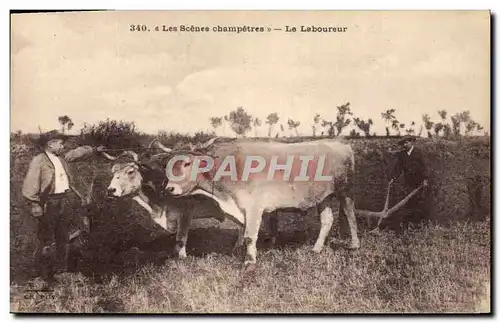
[243,209,263,265]
[312,206,334,253]
[341,197,360,250]
[175,214,192,259]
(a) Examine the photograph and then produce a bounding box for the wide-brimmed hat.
[397,135,417,145]
[33,130,68,147]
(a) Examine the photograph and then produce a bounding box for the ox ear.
[126,166,138,175]
[111,164,120,174]
[183,153,195,167]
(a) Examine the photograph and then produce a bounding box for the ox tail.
[342,147,356,199]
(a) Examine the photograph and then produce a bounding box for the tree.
[209,117,223,135]
[380,109,402,136]
[353,117,373,137]
[450,114,461,136]
[228,107,253,137]
[438,110,451,138]
[399,123,405,133]
[464,118,483,136]
[322,102,353,137]
[253,117,262,137]
[433,122,444,137]
[438,110,448,120]
[422,114,434,138]
[405,121,416,135]
[450,111,471,136]
[450,110,476,136]
[391,119,401,136]
[334,102,353,136]
[349,129,360,137]
[321,120,335,137]
[287,118,301,137]
[58,115,74,134]
[465,120,479,135]
[266,112,280,137]
[441,110,485,137]
[312,113,321,137]
[381,109,396,136]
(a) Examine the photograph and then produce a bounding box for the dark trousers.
[34,194,71,280]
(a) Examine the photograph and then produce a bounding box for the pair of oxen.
[98,137,399,267]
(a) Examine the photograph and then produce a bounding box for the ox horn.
[100,151,120,161]
[147,138,158,149]
[147,137,162,150]
[198,137,219,149]
[156,141,173,153]
[148,136,173,152]
[101,150,139,162]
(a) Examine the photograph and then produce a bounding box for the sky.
[11,10,490,137]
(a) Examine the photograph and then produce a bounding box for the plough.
[356,179,424,233]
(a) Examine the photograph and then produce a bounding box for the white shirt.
[407,146,414,156]
[45,150,70,193]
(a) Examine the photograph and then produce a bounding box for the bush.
[79,119,144,149]
[154,131,215,150]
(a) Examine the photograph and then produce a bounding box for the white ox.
[163,138,361,266]
[102,149,229,259]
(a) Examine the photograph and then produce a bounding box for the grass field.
[10,220,491,313]
[9,137,491,313]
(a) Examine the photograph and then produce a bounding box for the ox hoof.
[312,245,323,253]
[347,241,360,250]
[177,248,187,259]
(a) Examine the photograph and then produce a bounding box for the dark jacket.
[391,146,429,189]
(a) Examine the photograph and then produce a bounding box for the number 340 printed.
[129,25,150,32]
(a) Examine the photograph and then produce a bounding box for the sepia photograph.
[9,10,491,314]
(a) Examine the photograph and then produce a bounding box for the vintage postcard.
[10,10,491,314]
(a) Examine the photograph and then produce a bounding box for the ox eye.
[127,169,135,175]
[184,162,191,167]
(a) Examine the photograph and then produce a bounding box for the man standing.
[21,130,104,283]
[390,136,430,227]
